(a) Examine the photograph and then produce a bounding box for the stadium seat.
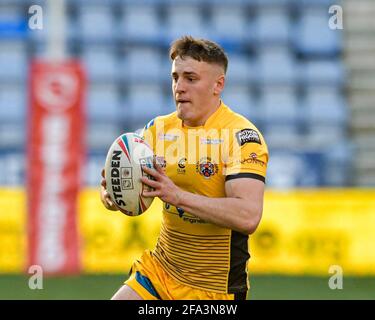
[304,86,348,145]
[0,151,24,186]
[225,53,254,84]
[323,142,352,186]
[300,59,345,86]
[253,0,291,5]
[253,6,290,44]
[76,4,116,41]
[222,86,257,121]
[123,47,163,83]
[165,5,207,42]
[0,3,27,39]
[120,3,160,42]
[81,46,118,81]
[87,122,122,152]
[296,0,339,7]
[0,123,25,149]
[259,85,299,123]
[305,86,348,124]
[126,84,165,130]
[0,84,25,122]
[256,45,297,84]
[85,152,107,187]
[0,41,27,82]
[209,5,247,44]
[266,150,324,188]
[294,7,341,56]
[87,83,120,122]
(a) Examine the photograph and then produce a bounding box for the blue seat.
[126,84,164,129]
[121,4,160,42]
[0,41,27,82]
[222,86,257,121]
[86,122,122,152]
[0,123,25,149]
[77,4,116,41]
[322,142,353,186]
[253,6,290,44]
[225,53,254,84]
[0,85,25,122]
[123,47,162,83]
[165,5,208,43]
[0,3,27,39]
[300,59,345,86]
[294,7,342,56]
[85,152,107,187]
[0,151,24,186]
[304,86,348,145]
[256,45,297,84]
[209,5,247,43]
[259,86,299,123]
[305,86,347,124]
[295,0,340,7]
[266,150,324,187]
[87,83,120,122]
[82,46,118,81]
[253,0,291,5]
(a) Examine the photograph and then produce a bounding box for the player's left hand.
[140,160,183,206]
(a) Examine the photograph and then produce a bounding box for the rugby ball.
[104,132,155,216]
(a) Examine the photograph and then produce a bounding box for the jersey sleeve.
[140,118,157,153]
[224,126,269,183]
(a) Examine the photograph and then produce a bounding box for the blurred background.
[0,0,374,299]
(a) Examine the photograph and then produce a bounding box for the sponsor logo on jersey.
[196,157,219,179]
[200,138,224,145]
[235,129,261,146]
[239,152,265,167]
[164,203,206,224]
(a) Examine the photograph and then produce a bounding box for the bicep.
[225,177,265,210]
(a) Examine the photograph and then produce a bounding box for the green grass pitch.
[0,275,374,300]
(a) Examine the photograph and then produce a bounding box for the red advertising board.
[27,61,85,274]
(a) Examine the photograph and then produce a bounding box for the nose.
[174,78,186,94]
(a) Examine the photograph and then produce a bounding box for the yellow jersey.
[142,101,268,294]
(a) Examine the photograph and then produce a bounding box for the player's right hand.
[100,168,119,211]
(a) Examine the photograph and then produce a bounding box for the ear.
[214,74,225,96]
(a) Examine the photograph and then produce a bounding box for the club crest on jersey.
[235,129,261,146]
[196,157,218,179]
[177,157,186,174]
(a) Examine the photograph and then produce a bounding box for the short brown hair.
[169,36,228,74]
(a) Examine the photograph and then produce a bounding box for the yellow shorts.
[125,250,246,300]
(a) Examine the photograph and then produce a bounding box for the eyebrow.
[171,71,199,77]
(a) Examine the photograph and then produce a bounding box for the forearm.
[176,191,261,234]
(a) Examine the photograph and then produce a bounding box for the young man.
[100,36,269,300]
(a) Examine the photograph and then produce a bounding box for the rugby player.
[100,36,268,300]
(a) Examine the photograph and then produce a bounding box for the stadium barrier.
[1,188,375,275]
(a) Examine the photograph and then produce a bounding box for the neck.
[183,99,221,127]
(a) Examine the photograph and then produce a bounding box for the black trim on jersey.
[228,230,250,293]
[234,291,248,300]
[226,172,265,183]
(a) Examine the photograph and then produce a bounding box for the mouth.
[176,98,191,104]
